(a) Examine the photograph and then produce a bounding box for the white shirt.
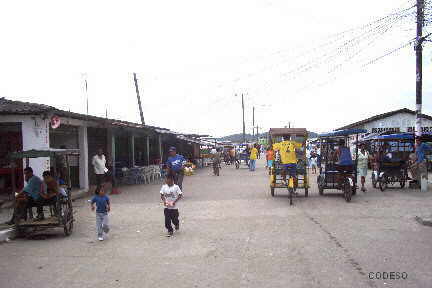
[92,154,107,175]
[160,184,182,209]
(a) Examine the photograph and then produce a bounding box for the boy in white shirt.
[160,174,183,237]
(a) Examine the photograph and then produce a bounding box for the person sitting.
[334,139,353,172]
[41,172,61,213]
[7,167,44,225]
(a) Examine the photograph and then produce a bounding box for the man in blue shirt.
[409,138,431,183]
[7,167,44,224]
[166,147,186,190]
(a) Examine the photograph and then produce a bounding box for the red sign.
[50,115,61,129]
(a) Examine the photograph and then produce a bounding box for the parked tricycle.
[8,149,78,237]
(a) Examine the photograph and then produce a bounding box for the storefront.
[0,123,23,195]
[337,108,432,136]
[0,98,173,194]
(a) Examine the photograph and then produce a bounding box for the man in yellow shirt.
[249,144,259,171]
[273,137,302,184]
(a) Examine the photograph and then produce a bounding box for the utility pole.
[256,125,259,142]
[415,0,424,137]
[85,78,89,116]
[252,106,255,138]
[415,0,427,191]
[242,94,246,143]
[133,73,145,125]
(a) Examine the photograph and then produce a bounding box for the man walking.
[92,148,108,194]
[166,147,186,190]
[249,144,259,171]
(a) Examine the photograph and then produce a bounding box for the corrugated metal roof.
[0,98,172,133]
[269,128,308,136]
[0,97,55,115]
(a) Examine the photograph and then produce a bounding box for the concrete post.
[420,162,428,192]
[108,129,116,185]
[78,125,89,191]
[158,134,163,163]
[130,134,135,167]
[146,136,150,165]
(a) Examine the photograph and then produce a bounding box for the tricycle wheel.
[235,162,239,169]
[318,176,324,195]
[288,187,293,205]
[400,181,406,188]
[372,173,377,188]
[318,185,324,195]
[379,177,387,192]
[344,180,352,202]
[64,220,73,236]
[270,187,275,197]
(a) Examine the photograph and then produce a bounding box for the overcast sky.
[1,0,431,137]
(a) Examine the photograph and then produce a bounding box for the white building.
[337,108,432,134]
[0,98,200,196]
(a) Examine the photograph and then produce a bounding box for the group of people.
[90,145,187,240]
[7,168,67,225]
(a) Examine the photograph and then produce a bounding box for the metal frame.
[268,128,309,205]
[317,129,367,202]
[8,149,78,236]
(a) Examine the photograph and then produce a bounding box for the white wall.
[0,115,50,178]
[361,113,432,133]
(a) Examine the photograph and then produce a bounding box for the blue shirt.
[91,195,110,214]
[416,143,431,163]
[166,154,186,172]
[338,147,353,166]
[23,175,42,200]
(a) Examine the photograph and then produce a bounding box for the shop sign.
[371,127,400,133]
[407,126,432,133]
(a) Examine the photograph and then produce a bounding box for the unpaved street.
[1,159,432,288]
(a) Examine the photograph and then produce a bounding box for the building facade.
[0,98,201,195]
[337,108,432,134]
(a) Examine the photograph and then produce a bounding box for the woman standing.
[357,144,370,192]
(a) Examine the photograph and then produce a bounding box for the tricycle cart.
[9,149,79,237]
[235,144,250,169]
[268,128,309,205]
[317,129,366,202]
[364,132,432,191]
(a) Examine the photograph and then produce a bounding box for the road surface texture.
[1,158,432,288]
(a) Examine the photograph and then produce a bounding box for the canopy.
[9,149,80,159]
[319,129,367,138]
[269,128,308,137]
[363,133,414,141]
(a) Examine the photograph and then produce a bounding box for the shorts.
[267,160,274,167]
[282,164,297,177]
[358,166,368,177]
[310,158,317,167]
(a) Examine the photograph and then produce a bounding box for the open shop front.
[49,124,80,188]
[160,133,201,167]
[111,127,162,185]
[0,122,23,198]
